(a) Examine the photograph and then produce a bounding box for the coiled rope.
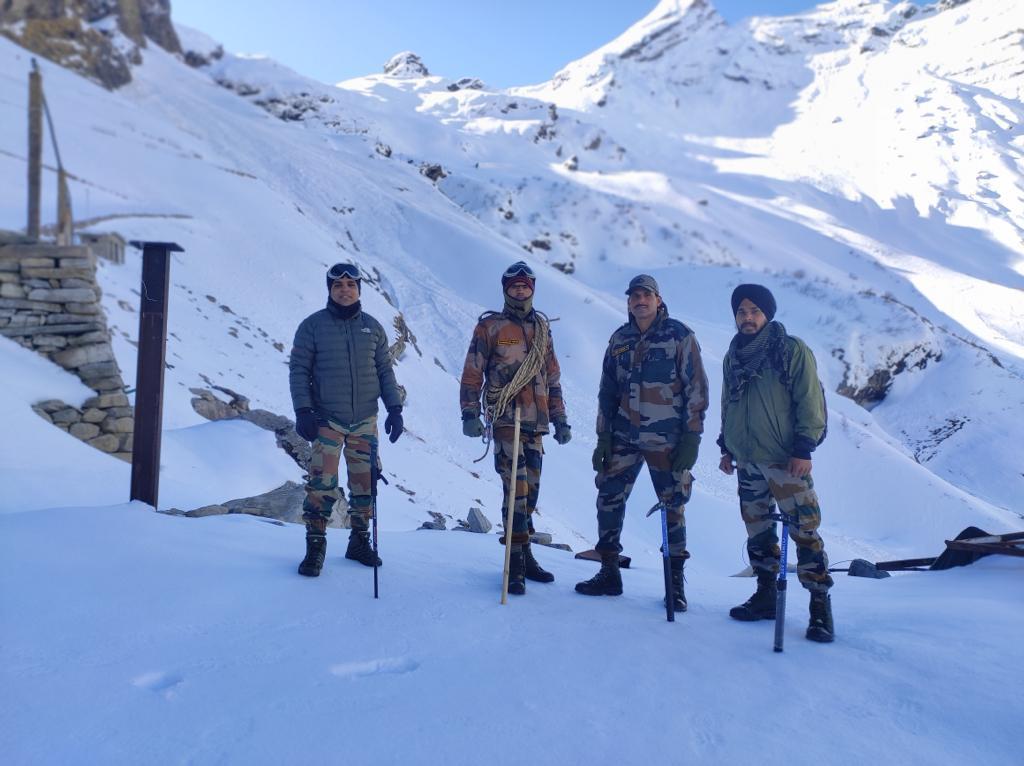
[473,314,550,462]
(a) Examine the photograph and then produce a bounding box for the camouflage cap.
[625,274,660,295]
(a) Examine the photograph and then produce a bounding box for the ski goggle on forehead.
[327,263,361,282]
[503,262,535,280]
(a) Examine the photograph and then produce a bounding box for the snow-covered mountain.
[1,1,1022,761]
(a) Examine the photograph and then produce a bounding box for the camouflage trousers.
[302,415,378,532]
[493,427,544,546]
[595,437,691,557]
[737,462,833,592]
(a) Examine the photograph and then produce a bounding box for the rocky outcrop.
[0,0,181,89]
[833,344,942,408]
[170,480,352,528]
[383,51,429,78]
[189,386,312,472]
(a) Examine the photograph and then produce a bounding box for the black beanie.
[731,284,776,321]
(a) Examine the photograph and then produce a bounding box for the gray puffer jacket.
[289,301,401,425]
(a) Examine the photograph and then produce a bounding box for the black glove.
[592,432,613,472]
[671,432,701,473]
[384,406,404,443]
[294,408,319,441]
[552,418,572,445]
[462,411,484,438]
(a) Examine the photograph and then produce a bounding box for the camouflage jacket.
[460,308,566,434]
[596,305,709,444]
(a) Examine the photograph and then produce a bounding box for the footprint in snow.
[329,657,419,679]
[131,671,184,698]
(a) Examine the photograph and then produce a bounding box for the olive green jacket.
[720,335,826,464]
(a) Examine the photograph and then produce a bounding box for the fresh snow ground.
[1,504,1021,764]
[1,0,1023,762]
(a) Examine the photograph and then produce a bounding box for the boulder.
[51,407,81,425]
[466,507,492,533]
[27,287,99,304]
[81,408,106,424]
[52,343,114,369]
[69,422,101,440]
[86,434,119,453]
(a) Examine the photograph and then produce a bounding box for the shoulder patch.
[611,344,630,357]
[497,338,521,346]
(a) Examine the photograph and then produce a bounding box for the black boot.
[664,557,687,612]
[575,555,622,596]
[523,544,554,583]
[729,571,777,621]
[806,592,835,643]
[507,550,526,595]
[298,519,327,577]
[345,530,382,567]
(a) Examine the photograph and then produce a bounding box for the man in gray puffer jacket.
[289,263,404,577]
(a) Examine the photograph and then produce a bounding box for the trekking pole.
[370,441,380,600]
[500,404,522,605]
[771,511,794,652]
[646,500,674,622]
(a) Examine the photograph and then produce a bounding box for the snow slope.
[1,1,1023,761]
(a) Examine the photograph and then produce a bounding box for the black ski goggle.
[327,263,361,282]
[503,262,535,280]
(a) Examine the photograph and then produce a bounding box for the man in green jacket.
[289,263,404,577]
[717,284,834,643]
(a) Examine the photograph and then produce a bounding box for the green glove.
[592,432,613,472]
[462,415,484,438]
[672,432,701,472]
[553,418,572,445]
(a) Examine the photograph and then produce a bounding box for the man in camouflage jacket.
[717,283,834,643]
[576,274,709,612]
[460,261,571,595]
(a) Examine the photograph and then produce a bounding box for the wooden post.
[56,169,73,246]
[27,61,42,240]
[500,404,522,604]
[128,241,183,508]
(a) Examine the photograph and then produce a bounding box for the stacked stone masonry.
[0,242,134,461]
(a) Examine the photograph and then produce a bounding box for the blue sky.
[172,1,919,88]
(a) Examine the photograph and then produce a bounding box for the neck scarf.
[726,321,790,401]
[504,295,534,321]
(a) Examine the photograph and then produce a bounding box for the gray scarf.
[726,321,790,401]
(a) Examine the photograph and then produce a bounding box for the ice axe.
[768,510,798,652]
[370,442,388,599]
[646,500,674,623]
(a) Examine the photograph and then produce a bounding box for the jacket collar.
[327,298,361,320]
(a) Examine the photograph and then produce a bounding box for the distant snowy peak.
[384,51,430,78]
[597,0,724,63]
[517,0,985,117]
[516,0,725,110]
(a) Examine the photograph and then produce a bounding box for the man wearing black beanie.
[717,283,835,643]
[288,262,404,578]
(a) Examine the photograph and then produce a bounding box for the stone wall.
[0,241,134,460]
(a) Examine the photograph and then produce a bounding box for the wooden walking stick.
[500,404,522,604]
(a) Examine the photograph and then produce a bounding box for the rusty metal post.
[129,241,183,507]
[27,60,43,240]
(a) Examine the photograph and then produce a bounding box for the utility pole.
[27,59,42,240]
[128,241,183,508]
